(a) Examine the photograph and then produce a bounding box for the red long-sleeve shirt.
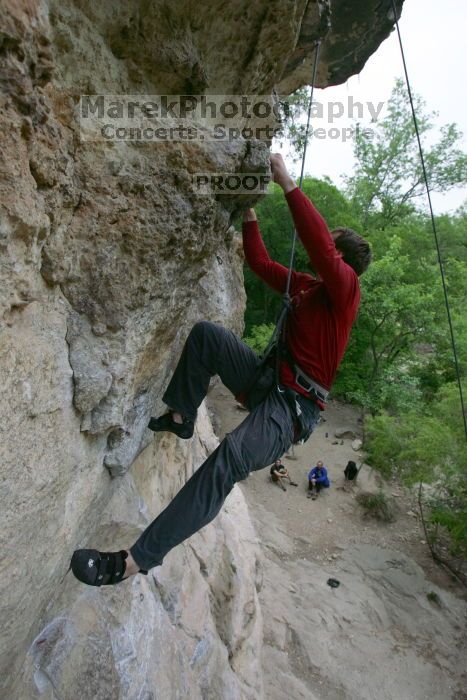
[242,187,360,403]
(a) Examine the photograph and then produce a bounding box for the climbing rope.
[390,0,467,438]
[285,40,322,297]
[262,41,322,370]
[242,41,322,404]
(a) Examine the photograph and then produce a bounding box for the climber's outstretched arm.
[270,153,358,308]
[242,207,291,294]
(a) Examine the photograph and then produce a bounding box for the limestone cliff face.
[0,0,402,696]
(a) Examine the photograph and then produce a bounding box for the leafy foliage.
[346,79,467,227]
[274,87,314,160]
[356,491,396,522]
[243,323,275,354]
[364,406,465,484]
[363,386,467,557]
[429,506,467,558]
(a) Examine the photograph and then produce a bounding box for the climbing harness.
[390,0,467,438]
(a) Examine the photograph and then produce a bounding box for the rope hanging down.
[390,0,467,438]
[264,40,322,368]
[242,41,322,407]
[285,40,322,297]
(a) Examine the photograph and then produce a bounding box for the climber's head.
[331,228,372,276]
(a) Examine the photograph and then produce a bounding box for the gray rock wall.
[0,0,402,696]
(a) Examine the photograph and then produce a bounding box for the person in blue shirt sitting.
[307,460,330,499]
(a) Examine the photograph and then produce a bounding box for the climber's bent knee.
[226,389,295,480]
[190,320,221,339]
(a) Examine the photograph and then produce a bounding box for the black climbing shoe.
[148,412,194,439]
[70,549,147,587]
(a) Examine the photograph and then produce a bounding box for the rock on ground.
[335,427,357,439]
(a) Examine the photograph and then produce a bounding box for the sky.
[277,0,466,214]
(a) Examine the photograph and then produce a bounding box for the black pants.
[130,321,320,571]
[308,480,324,493]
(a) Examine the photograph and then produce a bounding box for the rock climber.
[70,153,371,586]
[270,458,298,491]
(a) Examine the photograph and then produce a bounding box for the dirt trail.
[208,384,467,700]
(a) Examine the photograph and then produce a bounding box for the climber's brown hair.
[332,227,372,276]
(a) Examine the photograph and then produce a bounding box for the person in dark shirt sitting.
[270,459,298,491]
[307,461,330,499]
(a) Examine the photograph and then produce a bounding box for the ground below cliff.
[208,384,467,700]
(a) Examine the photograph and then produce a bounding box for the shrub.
[429,504,467,558]
[243,323,275,355]
[426,591,441,605]
[356,490,396,522]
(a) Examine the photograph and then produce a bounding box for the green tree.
[346,79,467,227]
[274,87,313,160]
[243,323,276,354]
[364,383,467,558]
[334,233,443,410]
